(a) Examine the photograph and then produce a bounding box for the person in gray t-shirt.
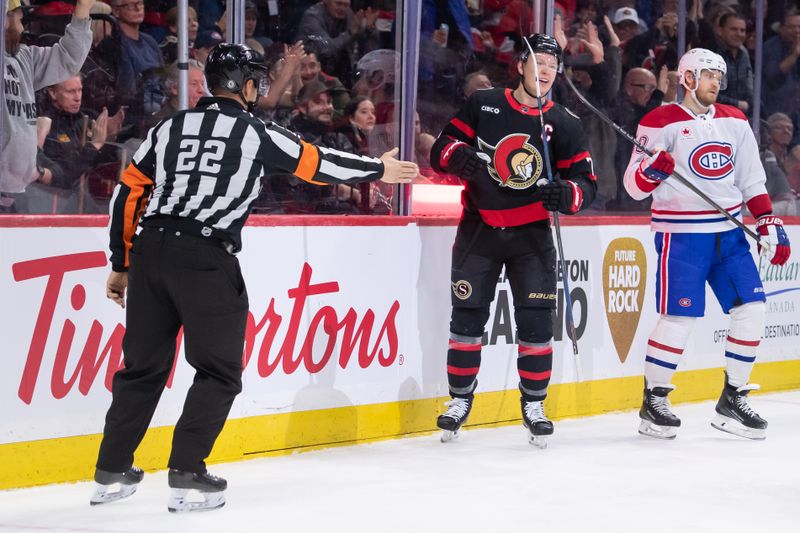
[1,0,94,208]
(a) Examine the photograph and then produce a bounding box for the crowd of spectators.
[3,0,800,215]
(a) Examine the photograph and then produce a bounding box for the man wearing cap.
[1,0,95,211]
[612,6,642,45]
[299,41,350,120]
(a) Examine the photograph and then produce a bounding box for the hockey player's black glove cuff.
[536,180,583,214]
[447,145,488,181]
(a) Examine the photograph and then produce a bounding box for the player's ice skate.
[437,396,473,443]
[521,398,553,448]
[89,466,144,505]
[167,469,227,513]
[711,375,767,440]
[639,383,681,439]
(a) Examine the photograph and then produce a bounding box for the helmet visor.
[254,70,269,97]
[700,69,727,91]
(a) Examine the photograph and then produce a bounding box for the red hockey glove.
[536,180,584,214]
[756,215,791,266]
[640,150,675,182]
[444,144,489,181]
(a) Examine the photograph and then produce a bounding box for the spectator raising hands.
[604,15,621,48]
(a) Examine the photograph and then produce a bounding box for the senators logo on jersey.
[689,142,734,180]
[477,133,543,190]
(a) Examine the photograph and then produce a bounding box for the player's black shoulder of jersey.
[465,87,511,110]
[546,101,584,134]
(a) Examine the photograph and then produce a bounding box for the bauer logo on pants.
[603,238,647,363]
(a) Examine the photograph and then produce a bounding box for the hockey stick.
[524,40,582,373]
[560,73,760,243]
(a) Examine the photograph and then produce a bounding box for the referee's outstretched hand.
[106,271,128,309]
[379,148,419,184]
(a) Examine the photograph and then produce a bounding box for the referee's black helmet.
[205,43,268,94]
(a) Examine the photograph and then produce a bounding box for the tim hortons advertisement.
[1,223,799,445]
[0,226,427,444]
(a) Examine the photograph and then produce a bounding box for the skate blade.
[440,429,460,443]
[711,414,766,440]
[168,488,226,513]
[638,420,677,440]
[528,435,548,449]
[90,482,138,505]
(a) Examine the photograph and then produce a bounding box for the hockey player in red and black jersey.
[429,34,597,445]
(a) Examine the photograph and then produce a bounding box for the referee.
[91,43,418,512]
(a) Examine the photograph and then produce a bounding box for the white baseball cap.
[612,7,640,25]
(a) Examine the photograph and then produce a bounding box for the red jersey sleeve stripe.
[556,151,590,169]
[450,118,476,139]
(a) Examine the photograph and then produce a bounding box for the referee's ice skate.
[711,374,767,440]
[167,469,227,513]
[89,466,143,505]
[521,398,553,448]
[437,396,473,442]
[638,383,681,439]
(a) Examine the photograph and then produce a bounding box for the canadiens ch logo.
[689,142,734,180]
[477,133,543,189]
[452,280,473,300]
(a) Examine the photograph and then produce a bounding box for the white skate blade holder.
[529,434,548,449]
[90,482,138,505]
[711,414,766,440]
[440,429,460,443]
[168,487,226,513]
[638,419,677,440]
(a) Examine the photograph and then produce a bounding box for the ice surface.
[2,391,799,532]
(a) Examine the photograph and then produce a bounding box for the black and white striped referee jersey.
[108,96,385,272]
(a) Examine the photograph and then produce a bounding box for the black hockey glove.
[446,144,488,181]
[536,180,583,214]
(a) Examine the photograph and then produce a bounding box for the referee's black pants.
[96,227,248,475]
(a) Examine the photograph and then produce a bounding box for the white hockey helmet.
[678,48,728,90]
[355,49,399,90]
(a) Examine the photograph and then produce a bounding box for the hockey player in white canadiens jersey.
[623,48,792,440]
